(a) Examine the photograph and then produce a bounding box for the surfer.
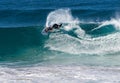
[44,23,62,32]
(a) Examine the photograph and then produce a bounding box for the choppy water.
[0,0,120,83]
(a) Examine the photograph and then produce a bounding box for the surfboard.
[41,28,48,35]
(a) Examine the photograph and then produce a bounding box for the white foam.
[45,31,120,55]
[42,9,81,35]
[45,9,79,27]
[91,18,120,31]
[0,66,120,83]
[46,29,120,55]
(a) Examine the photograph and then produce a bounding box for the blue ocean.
[0,0,120,82]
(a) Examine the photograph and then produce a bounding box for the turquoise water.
[0,0,120,83]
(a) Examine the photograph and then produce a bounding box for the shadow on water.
[0,26,49,63]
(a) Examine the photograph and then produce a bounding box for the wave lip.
[45,9,79,27]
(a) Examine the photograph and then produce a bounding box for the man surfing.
[44,23,62,33]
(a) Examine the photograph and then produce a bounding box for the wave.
[0,9,120,65]
[0,26,48,63]
[44,9,120,55]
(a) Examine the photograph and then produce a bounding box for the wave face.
[0,0,120,83]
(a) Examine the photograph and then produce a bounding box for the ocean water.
[0,0,120,83]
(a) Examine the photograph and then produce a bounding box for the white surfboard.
[41,28,48,35]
